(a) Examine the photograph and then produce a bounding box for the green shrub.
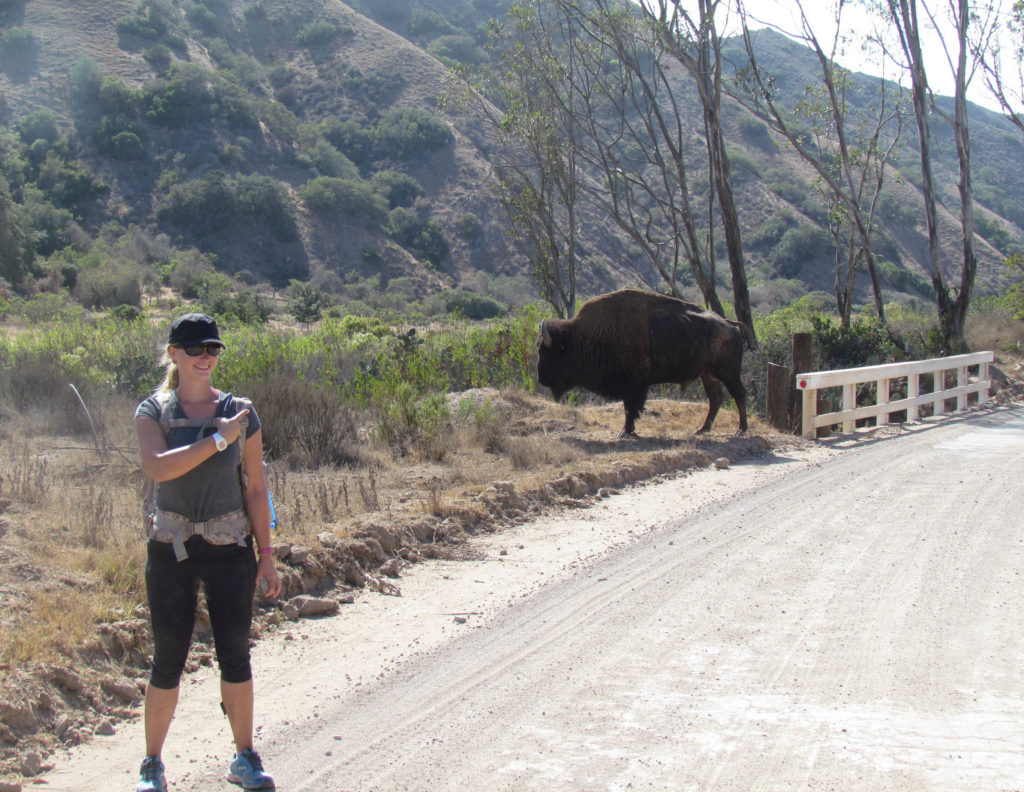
[373,380,453,460]
[35,156,107,217]
[98,76,142,114]
[769,224,833,277]
[289,280,324,325]
[747,210,796,251]
[296,20,352,47]
[158,172,295,240]
[17,110,58,145]
[975,213,1013,255]
[0,314,160,409]
[185,3,218,32]
[723,143,760,181]
[737,114,772,149]
[299,176,389,225]
[202,288,272,326]
[234,174,295,240]
[370,170,423,209]
[144,63,213,126]
[157,171,236,233]
[115,17,161,41]
[878,190,918,226]
[388,206,449,265]
[374,107,452,161]
[426,288,506,319]
[107,131,145,161]
[879,259,932,296]
[427,35,486,65]
[72,260,143,309]
[456,212,483,241]
[164,248,218,295]
[305,139,359,179]
[1,26,37,61]
[143,44,173,71]
[320,118,375,165]
[764,167,808,204]
[69,58,104,107]
[810,314,898,369]
[410,9,463,37]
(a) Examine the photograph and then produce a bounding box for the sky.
[733,0,1018,114]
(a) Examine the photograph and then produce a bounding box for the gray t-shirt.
[135,391,261,523]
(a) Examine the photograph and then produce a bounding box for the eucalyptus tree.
[642,0,756,345]
[977,1,1024,130]
[864,0,998,351]
[551,0,727,313]
[734,0,906,328]
[545,0,755,345]
[441,2,586,318]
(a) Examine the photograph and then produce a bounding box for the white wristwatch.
[212,431,228,452]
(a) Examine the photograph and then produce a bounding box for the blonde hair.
[157,346,179,393]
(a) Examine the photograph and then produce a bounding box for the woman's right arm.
[136,408,251,482]
[136,414,221,483]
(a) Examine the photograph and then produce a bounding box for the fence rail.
[795,351,994,439]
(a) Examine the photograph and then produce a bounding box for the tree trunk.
[949,0,976,352]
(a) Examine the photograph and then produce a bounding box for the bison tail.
[730,320,757,351]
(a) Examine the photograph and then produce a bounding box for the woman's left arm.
[242,428,281,598]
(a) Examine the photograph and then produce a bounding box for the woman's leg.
[202,542,258,749]
[143,684,180,756]
[220,679,255,751]
[143,541,199,757]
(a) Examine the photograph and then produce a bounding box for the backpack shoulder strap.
[231,395,253,487]
[155,390,217,432]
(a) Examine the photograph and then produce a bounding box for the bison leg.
[722,370,748,434]
[696,374,725,434]
[619,388,648,438]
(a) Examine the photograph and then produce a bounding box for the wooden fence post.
[791,332,813,433]
[766,363,792,431]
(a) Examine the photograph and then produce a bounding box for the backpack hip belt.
[151,507,251,562]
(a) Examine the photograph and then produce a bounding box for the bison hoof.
[617,430,640,440]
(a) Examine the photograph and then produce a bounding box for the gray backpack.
[141,391,254,561]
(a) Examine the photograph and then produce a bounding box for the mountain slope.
[0,1,1018,313]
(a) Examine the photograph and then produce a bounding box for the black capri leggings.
[145,535,257,689]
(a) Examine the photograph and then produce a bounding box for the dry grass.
[0,387,764,667]
[966,310,1024,355]
[0,377,791,782]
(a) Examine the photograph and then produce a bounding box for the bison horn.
[540,320,552,347]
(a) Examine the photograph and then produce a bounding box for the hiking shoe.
[136,755,167,792]
[227,748,275,790]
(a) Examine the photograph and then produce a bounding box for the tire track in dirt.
[275,409,1024,792]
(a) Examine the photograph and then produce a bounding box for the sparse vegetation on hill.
[0,0,1017,321]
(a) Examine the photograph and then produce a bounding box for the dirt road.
[41,406,1024,791]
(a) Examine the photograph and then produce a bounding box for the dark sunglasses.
[176,343,223,357]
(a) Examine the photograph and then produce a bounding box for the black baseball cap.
[168,313,224,347]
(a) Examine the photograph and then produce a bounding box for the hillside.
[0,0,1019,315]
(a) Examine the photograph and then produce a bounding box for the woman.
[133,313,281,792]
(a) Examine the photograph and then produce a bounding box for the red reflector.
[798,379,807,389]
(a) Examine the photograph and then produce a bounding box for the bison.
[537,289,748,437]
